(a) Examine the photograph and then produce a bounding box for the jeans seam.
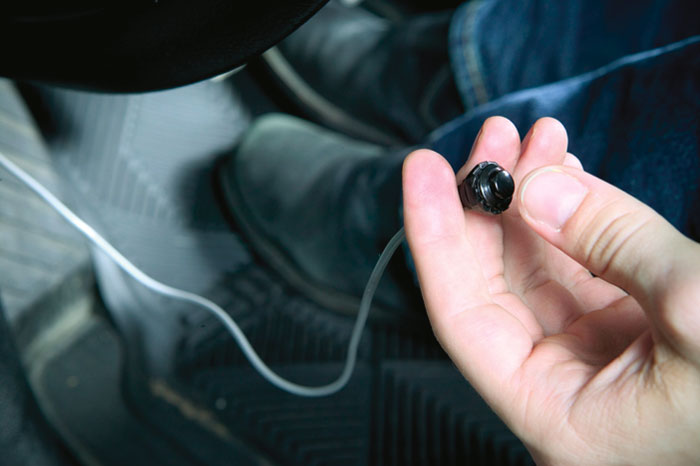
[450,0,491,110]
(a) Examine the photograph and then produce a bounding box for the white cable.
[0,150,405,397]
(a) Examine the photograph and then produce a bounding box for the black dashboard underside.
[1,0,328,92]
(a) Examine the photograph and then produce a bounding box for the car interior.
[0,1,533,465]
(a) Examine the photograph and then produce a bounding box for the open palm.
[403,117,700,464]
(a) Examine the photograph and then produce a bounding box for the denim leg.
[450,0,700,108]
[429,36,700,239]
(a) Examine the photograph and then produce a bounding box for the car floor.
[0,68,532,466]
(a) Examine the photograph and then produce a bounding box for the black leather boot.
[218,114,424,322]
[262,0,463,145]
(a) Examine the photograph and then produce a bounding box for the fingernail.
[520,168,588,231]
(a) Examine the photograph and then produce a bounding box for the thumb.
[518,165,700,356]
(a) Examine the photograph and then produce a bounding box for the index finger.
[403,149,533,406]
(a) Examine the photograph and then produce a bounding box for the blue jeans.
[449,0,700,109]
[425,0,700,238]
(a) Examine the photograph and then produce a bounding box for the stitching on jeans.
[462,0,490,106]
[449,3,474,109]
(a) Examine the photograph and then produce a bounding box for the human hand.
[402,117,700,465]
